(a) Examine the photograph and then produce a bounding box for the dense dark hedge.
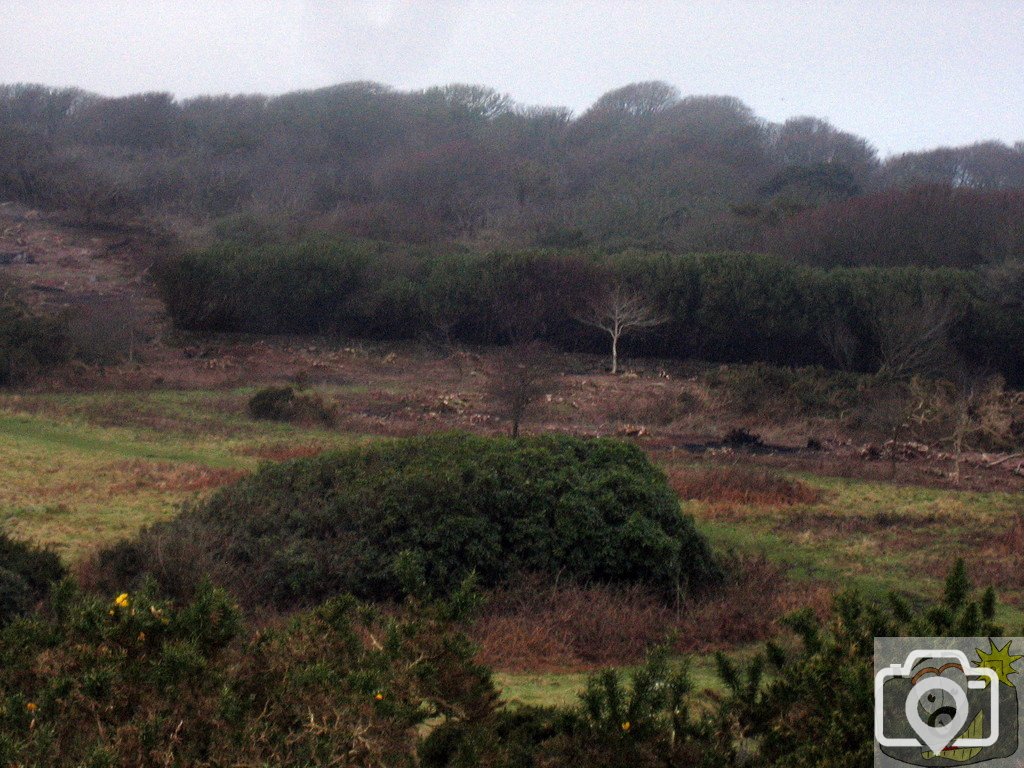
[98,433,719,609]
[156,241,1024,384]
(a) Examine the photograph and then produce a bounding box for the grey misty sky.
[2,0,1022,156]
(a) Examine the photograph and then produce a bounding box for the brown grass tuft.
[674,555,830,652]
[241,444,327,461]
[965,513,1024,600]
[668,465,821,508]
[106,461,247,494]
[471,575,671,671]
[470,558,832,671]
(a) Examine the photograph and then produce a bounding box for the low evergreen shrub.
[0,581,495,767]
[0,532,65,626]
[247,385,337,426]
[97,433,720,609]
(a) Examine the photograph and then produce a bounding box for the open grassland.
[663,457,1024,628]
[0,388,368,558]
[495,651,737,709]
[2,385,1022,706]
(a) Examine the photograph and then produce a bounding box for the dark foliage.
[158,243,1024,385]
[247,385,337,426]
[424,561,1001,768]
[0,298,69,386]
[3,81,1022,255]
[711,559,1000,768]
[0,531,65,626]
[0,550,1004,767]
[0,581,498,767]
[766,184,1024,268]
[96,434,720,609]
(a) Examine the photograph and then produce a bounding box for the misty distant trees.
[1,80,1022,258]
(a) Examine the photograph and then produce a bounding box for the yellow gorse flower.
[621,721,631,732]
[25,702,37,713]
[374,692,384,701]
[114,593,129,608]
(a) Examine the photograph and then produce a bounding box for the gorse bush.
[711,559,1000,768]
[421,646,709,768]
[423,560,1001,768]
[0,580,497,767]
[248,385,337,426]
[97,433,720,609]
[0,299,69,386]
[0,531,65,626]
[0,555,1000,767]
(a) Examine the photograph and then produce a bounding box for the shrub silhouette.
[0,582,497,767]
[0,299,69,386]
[0,532,65,626]
[99,433,720,609]
[247,385,337,426]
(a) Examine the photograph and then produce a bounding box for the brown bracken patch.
[669,465,822,508]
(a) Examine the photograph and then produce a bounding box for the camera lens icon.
[905,675,971,755]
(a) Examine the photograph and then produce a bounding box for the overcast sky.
[2,0,1022,156]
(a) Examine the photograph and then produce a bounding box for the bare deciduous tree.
[485,342,556,438]
[871,293,958,379]
[577,284,667,374]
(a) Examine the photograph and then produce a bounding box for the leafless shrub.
[64,296,144,365]
[471,575,671,670]
[470,557,826,670]
[871,292,959,378]
[944,374,1019,483]
[485,342,557,437]
[819,317,859,371]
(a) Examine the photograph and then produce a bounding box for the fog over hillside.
[2,80,1022,257]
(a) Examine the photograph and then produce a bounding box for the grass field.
[679,468,1024,623]
[0,388,365,557]
[495,655,727,709]
[3,386,1021,705]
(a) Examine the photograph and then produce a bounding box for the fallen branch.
[986,452,1024,468]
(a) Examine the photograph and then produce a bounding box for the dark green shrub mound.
[0,532,66,625]
[0,299,69,386]
[248,385,337,426]
[100,434,719,608]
